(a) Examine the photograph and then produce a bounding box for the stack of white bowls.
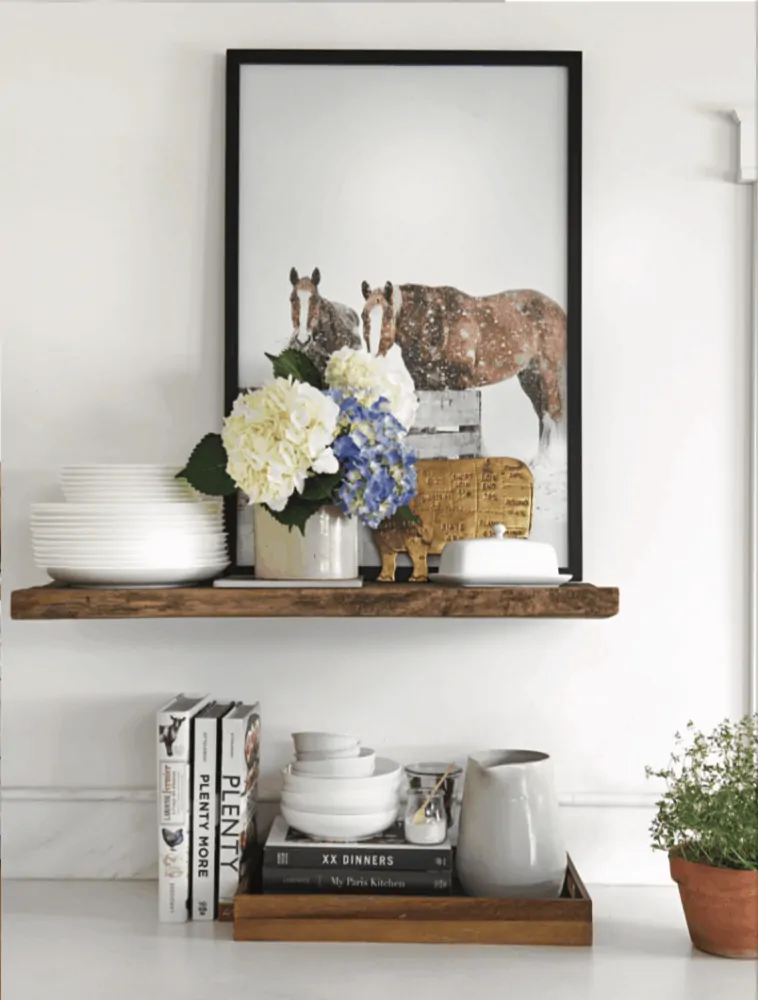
[281,732,402,841]
[31,465,229,586]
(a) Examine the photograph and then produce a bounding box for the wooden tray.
[233,856,592,946]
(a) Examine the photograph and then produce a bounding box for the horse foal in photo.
[288,267,361,373]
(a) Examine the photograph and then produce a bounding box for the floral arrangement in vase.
[179,345,419,536]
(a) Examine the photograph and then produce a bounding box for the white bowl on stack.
[292,748,377,777]
[32,465,230,586]
[281,732,402,841]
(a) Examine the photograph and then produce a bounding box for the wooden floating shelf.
[10,583,619,621]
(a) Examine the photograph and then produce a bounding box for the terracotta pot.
[670,853,758,958]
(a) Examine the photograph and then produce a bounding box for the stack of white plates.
[60,465,201,503]
[281,732,402,841]
[32,465,230,586]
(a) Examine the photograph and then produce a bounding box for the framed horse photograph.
[225,49,583,580]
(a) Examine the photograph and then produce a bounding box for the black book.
[263,866,452,895]
[263,816,452,872]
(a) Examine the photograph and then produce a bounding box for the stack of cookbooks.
[157,695,261,923]
[262,815,453,895]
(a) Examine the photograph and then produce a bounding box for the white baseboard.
[1,787,669,884]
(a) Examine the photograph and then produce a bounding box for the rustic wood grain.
[11,583,619,620]
[232,857,592,946]
[412,389,482,430]
[406,429,483,460]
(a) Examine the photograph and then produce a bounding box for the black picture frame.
[224,49,583,581]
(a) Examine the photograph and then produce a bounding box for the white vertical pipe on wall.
[731,107,757,715]
[750,175,758,716]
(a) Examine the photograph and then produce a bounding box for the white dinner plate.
[60,474,184,481]
[61,469,183,476]
[32,523,224,531]
[34,536,227,545]
[61,472,186,480]
[32,512,223,521]
[34,548,227,561]
[61,490,198,499]
[38,559,229,571]
[60,485,193,492]
[61,466,182,475]
[35,549,227,560]
[32,525,227,534]
[433,573,573,587]
[33,502,221,513]
[32,517,226,537]
[31,515,223,524]
[34,551,228,563]
[45,564,228,586]
[32,534,226,544]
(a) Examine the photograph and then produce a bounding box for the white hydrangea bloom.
[222,378,339,510]
[324,345,418,432]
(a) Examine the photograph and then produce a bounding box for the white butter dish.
[438,524,563,583]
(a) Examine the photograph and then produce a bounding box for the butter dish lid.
[438,524,560,579]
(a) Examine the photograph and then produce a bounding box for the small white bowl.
[282,757,402,794]
[296,746,361,761]
[281,805,398,842]
[291,748,376,778]
[282,788,399,816]
[292,732,359,754]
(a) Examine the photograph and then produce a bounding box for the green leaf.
[393,504,421,525]
[176,433,236,496]
[301,472,341,502]
[264,496,324,536]
[265,349,323,389]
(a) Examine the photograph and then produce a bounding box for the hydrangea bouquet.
[179,345,419,534]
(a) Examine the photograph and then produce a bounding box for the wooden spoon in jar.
[411,763,456,826]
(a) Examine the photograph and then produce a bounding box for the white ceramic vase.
[456,750,566,899]
[253,504,359,580]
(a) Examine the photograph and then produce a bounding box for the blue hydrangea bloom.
[328,391,417,529]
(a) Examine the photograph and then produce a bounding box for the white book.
[190,701,236,921]
[157,693,211,923]
[218,702,261,913]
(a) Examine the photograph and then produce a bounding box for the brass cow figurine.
[373,458,534,583]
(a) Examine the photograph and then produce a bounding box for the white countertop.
[3,881,755,1000]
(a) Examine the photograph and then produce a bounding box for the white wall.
[0,2,754,883]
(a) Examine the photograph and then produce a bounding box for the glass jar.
[404,791,448,845]
[405,762,463,832]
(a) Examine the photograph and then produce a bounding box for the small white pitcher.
[456,750,566,899]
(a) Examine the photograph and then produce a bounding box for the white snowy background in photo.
[238,63,570,565]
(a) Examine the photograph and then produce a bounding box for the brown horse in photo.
[361,281,567,456]
[289,268,362,374]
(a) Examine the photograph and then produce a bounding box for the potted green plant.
[646,715,758,958]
